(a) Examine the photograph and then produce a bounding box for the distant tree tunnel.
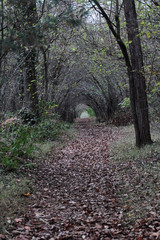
[54,87,118,123]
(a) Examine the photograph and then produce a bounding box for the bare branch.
[151,0,160,6]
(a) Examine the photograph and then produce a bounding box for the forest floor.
[1,119,160,240]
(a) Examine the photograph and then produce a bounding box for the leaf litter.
[3,119,160,240]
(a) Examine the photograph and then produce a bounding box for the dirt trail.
[6,120,127,239]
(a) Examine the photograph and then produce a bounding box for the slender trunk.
[0,0,4,76]
[24,48,39,115]
[22,0,39,117]
[90,73,117,119]
[41,47,48,101]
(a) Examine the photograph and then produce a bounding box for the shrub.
[18,107,38,124]
[30,119,61,141]
[0,125,34,170]
[0,114,70,170]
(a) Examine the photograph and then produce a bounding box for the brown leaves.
[151,230,160,239]
[0,234,6,239]
[4,120,160,240]
[137,236,143,240]
[14,218,23,223]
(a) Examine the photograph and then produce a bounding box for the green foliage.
[4,112,15,119]
[121,97,130,109]
[42,15,59,30]
[1,156,19,171]
[52,0,59,4]
[61,5,88,27]
[18,107,38,124]
[147,82,160,121]
[38,100,58,119]
[87,107,95,118]
[0,125,35,171]
[30,119,61,141]
[0,114,70,171]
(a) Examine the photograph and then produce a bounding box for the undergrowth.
[110,124,160,225]
[0,115,70,171]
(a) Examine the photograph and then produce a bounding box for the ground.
[1,119,160,240]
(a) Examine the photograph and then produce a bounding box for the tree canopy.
[0,0,160,146]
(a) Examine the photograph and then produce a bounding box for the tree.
[90,0,152,147]
[0,0,159,134]
[0,0,4,76]
[21,0,39,117]
[1,0,40,116]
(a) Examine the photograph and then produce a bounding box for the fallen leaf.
[0,234,5,239]
[24,226,31,230]
[151,230,160,239]
[137,236,143,240]
[14,218,23,223]
[22,193,31,197]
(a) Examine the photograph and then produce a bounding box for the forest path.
[8,119,127,240]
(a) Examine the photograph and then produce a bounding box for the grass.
[34,122,76,158]
[0,116,72,169]
[110,124,160,224]
[0,172,33,233]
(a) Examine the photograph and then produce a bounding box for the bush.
[0,125,35,171]
[18,107,38,124]
[30,119,62,141]
[0,114,70,170]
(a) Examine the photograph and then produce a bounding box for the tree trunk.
[91,0,152,147]
[22,0,39,117]
[123,0,152,147]
[41,47,49,101]
[24,48,39,115]
[0,0,4,76]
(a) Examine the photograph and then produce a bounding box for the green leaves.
[0,112,68,171]
[121,97,130,109]
[0,125,34,171]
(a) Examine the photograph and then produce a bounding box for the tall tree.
[0,0,4,76]
[90,0,152,147]
[16,0,39,117]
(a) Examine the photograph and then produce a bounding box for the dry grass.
[110,124,160,224]
[0,172,33,233]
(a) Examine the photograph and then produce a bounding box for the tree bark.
[24,48,39,115]
[0,0,4,76]
[41,47,49,101]
[22,0,39,117]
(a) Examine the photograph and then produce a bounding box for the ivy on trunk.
[22,0,39,118]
